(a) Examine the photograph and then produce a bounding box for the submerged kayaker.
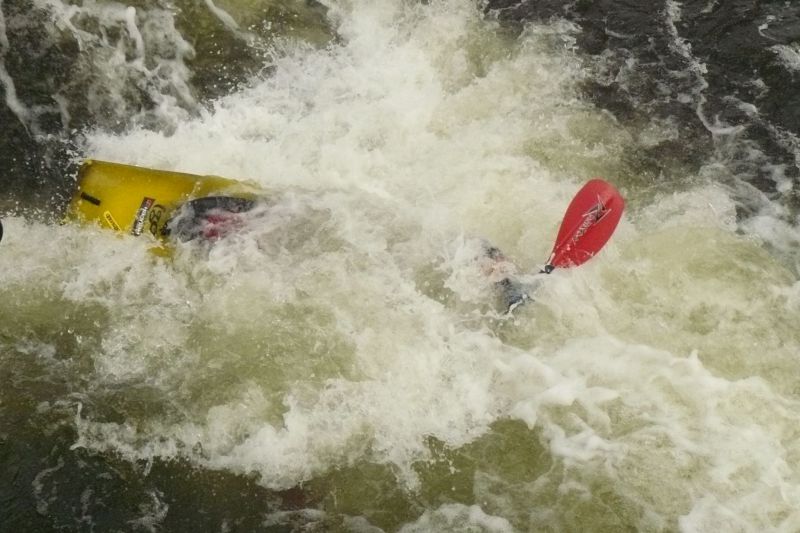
[478,245,531,312]
[167,197,532,312]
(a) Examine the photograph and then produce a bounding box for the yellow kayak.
[65,160,261,245]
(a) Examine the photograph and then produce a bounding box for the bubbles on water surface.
[2,0,800,531]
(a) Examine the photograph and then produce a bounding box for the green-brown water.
[2,1,800,531]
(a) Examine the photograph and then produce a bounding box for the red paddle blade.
[547,179,624,269]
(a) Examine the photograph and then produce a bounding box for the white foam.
[771,44,800,73]
[399,504,514,532]
[4,0,800,530]
[70,0,618,490]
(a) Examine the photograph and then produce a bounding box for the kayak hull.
[65,160,260,240]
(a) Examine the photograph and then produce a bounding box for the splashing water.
[2,0,800,531]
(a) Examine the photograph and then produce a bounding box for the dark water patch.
[1,429,318,532]
[0,343,321,533]
[415,419,552,504]
[679,1,800,137]
[0,106,77,219]
[298,420,554,531]
[0,0,80,215]
[308,462,422,530]
[175,0,334,102]
[486,0,800,217]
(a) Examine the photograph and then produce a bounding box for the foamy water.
[2,0,800,531]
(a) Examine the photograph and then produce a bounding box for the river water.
[1,0,799,531]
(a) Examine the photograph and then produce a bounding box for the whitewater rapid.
[2,0,800,531]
